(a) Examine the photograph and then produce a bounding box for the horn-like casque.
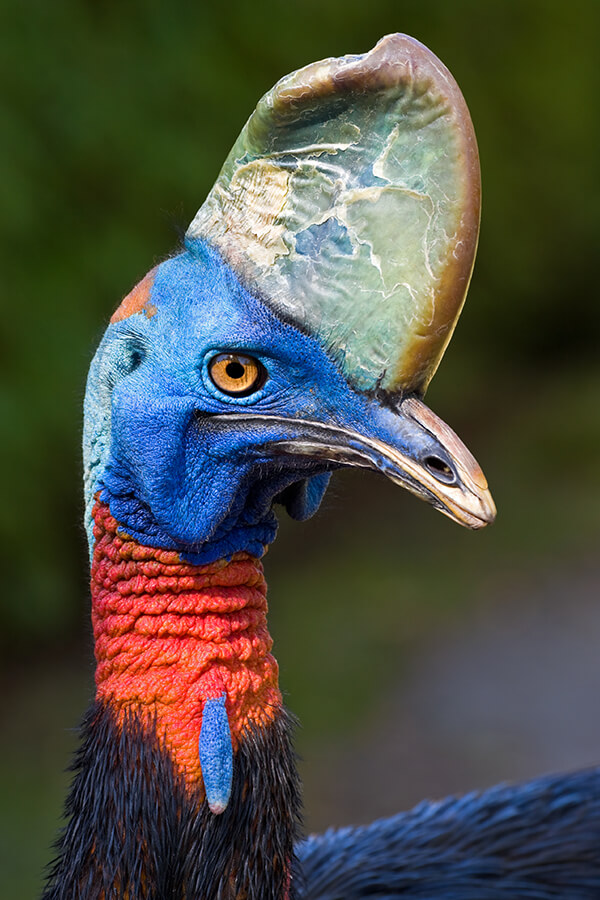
[187,33,480,394]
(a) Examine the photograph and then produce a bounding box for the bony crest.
[187,33,480,395]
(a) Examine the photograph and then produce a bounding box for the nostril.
[423,455,457,485]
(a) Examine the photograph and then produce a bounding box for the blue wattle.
[199,694,233,815]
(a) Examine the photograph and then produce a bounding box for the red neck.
[91,501,282,788]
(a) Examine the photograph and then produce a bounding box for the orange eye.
[208,353,266,396]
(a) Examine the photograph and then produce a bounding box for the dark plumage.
[299,769,600,899]
[43,703,301,900]
[45,701,600,900]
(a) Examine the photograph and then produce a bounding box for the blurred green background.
[1,0,599,895]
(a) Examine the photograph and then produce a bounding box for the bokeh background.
[2,0,599,895]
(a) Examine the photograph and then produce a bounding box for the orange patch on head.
[111,267,159,324]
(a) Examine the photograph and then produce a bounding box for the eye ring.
[208,352,267,397]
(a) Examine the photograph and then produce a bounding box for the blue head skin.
[84,240,495,563]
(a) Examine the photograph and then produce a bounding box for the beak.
[377,396,496,529]
[272,396,495,530]
[211,395,496,530]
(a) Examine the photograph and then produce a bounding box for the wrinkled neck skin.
[91,500,280,779]
[42,501,300,900]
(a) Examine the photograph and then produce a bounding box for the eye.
[208,353,267,396]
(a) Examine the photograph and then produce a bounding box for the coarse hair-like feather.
[42,701,301,900]
[298,767,600,899]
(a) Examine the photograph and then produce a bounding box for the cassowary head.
[83,34,494,568]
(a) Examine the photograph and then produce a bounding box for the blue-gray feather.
[298,769,600,898]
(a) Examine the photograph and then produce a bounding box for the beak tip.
[473,493,497,529]
[442,487,496,530]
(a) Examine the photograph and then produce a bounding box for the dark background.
[1,1,599,895]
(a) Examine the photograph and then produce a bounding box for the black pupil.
[226,361,246,380]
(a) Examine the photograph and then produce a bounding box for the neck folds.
[91,501,282,801]
[43,503,299,900]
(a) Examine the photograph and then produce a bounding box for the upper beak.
[211,395,496,530]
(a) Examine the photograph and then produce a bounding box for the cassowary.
[42,34,600,900]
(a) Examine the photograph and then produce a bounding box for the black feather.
[42,700,301,900]
[40,702,600,898]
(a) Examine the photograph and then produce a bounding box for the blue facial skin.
[83,239,446,563]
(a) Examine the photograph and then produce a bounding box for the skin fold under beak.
[213,395,496,530]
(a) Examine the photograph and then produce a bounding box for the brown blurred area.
[1,1,599,895]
